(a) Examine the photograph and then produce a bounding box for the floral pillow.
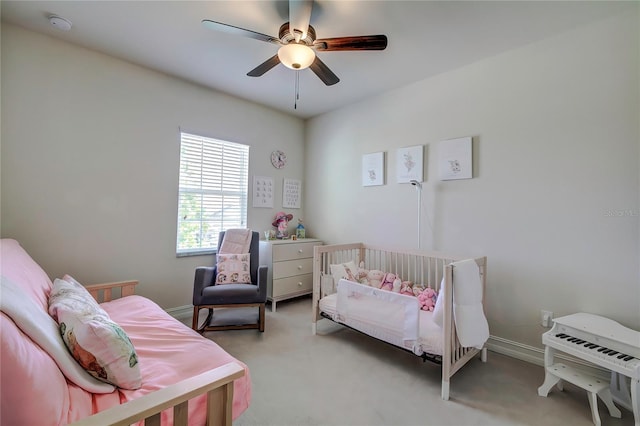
[216,253,251,284]
[48,275,142,389]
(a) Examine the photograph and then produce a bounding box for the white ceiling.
[1,1,628,119]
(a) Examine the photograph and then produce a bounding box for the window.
[176,132,249,255]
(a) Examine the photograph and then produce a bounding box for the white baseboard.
[486,336,633,412]
[487,335,609,378]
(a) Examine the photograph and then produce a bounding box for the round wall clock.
[271,150,287,169]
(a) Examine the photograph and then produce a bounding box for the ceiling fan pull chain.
[294,70,300,109]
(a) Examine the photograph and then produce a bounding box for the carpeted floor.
[195,296,635,426]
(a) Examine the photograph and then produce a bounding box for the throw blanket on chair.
[451,259,489,349]
[219,229,252,254]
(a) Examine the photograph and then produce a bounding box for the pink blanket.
[1,238,251,425]
[81,295,252,424]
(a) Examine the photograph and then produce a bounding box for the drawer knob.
[298,249,303,253]
[298,282,302,286]
[297,265,303,270]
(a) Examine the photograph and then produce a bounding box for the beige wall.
[2,6,639,358]
[305,9,639,352]
[1,24,305,309]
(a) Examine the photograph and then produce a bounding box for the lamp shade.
[277,44,316,70]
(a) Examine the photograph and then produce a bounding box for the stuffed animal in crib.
[354,267,369,284]
[412,283,426,297]
[399,281,414,296]
[366,269,386,288]
[392,278,402,293]
[418,288,437,311]
[380,273,399,292]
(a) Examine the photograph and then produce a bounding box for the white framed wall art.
[438,137,473,180]
[396,145,423,183]
[283,178,301,208]
[362,152,385,186]
[253,176,274,208]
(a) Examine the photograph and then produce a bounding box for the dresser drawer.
[273,258,313,279]
[273,242,316,261]
[272,274,313,298]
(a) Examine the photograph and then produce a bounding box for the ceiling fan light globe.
[277,44,315,70]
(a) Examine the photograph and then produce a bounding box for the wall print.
[396,145,423,183]
[438,137,473,180]
[252,176,274,208]
[283,178,302,208]
[362,152,385,186]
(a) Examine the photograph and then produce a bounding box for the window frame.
[176,131,249,256]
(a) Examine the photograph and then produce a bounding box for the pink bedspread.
[71,295,252,424]
[1,239,250,425]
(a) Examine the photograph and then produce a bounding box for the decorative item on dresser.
[259,238,323,312]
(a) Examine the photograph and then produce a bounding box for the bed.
[312,243,488,401]
[1,238,251,425]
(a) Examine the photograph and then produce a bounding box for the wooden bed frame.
[312,243,488,401]
[70,280,243,426]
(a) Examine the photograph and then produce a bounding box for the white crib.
[312,242,488,400]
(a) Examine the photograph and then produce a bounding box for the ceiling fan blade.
[288,0,313,42]
[314,35,388,51]
[247,55,281,77]
[202,19,281,45]
[309,56,339,86]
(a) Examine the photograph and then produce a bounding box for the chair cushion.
[216,253,251,285]
[202,283,263,305]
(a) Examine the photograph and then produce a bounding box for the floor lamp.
[410,180,422,249]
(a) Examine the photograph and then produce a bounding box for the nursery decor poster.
[396,145,423,183]
[283,178,301,208]
[252,176,274,208]
[438,137,473,180]
[362,152,385,186]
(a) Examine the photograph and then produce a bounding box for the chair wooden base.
[193,303,265,333]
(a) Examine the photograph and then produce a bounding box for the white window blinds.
[177,132,249,254]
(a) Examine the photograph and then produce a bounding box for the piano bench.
[538,363,622,426]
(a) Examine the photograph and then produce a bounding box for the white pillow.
[216,253,251,284]
[49,276,142,389]
[1,275,115,393]
[329,261,358,283]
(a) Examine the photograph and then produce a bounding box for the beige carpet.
[197,296,635,426]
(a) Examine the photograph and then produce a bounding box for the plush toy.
[412,283,426,297]
[399,280,414,296]
[366,269,386,289]
[272,211,293,239]
[392,278,402,293]
[354,267,369,284]
[380,273,398,292]
[418,288,437,311]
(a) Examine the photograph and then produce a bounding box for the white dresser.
[259,238,322,312]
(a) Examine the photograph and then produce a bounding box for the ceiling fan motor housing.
[279,22,316,45]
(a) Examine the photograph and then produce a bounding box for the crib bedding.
[318,289,444,357]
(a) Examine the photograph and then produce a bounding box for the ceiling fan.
[202,0,388,86]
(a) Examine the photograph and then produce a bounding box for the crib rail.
[312,243,487,400]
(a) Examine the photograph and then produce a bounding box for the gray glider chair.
[192,230,267,332]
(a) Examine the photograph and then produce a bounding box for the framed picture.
[438,137,472,180]
[396,145,423,183]
[283,178,301,208]
[252,176,274,208]
[362,152,385,186]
